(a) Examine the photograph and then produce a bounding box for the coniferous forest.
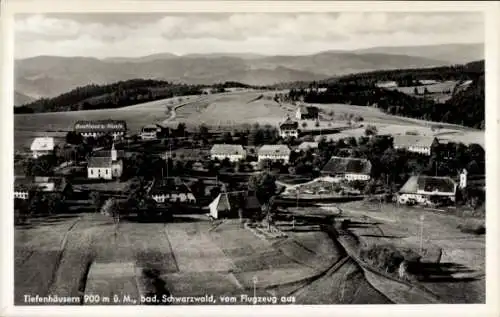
[282,60,485,129]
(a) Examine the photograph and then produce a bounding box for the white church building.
[87,143,123,180]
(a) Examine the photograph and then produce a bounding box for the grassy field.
[15,212,358,305]
[314,122,484,148]
[326,201,486,303]
[167,92,289,128]
[13,95,202,151]
[14,89,484,152]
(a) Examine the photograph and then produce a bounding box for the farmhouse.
[208,191,260,219]
[14,176,70,200]
[87,144,123,180]
[296,106,319,120]
[321,156,372,181]
[149,178,196,204]
[297,142,319,152]
[419,79,439,85]
[375,81,398,88]
[140,124,160,140]
[397,175,457,205]
[210,144,246,162]
[74,120,127,140]
[279,118,299,138]
[30,137,55,159]
[257,145,291,163]
[393,135,438,156]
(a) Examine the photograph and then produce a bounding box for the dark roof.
[210,192,260,212]
[14,176,66,192]
[321,156,372,175]
[74,120,127,133]
[399,176,456,195]
[299,106,319,115]
[93,150,125,158]
[150,178,191,195]
[88,156,112,168]
[279,119,299,130]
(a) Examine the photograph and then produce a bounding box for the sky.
[14,12,484,59]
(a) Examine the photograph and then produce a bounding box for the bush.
[457,220,485,235]
[359,244,411,274]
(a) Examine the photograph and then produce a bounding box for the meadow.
[14,89,484,152]
[15,212,369,305]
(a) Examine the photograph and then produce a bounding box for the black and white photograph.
[1,1,499,316]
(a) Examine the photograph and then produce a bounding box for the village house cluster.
[17,96,482,221]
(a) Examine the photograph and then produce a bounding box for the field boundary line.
[163,224,180,273]
[47,216,82,294]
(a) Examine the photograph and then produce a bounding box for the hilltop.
[14,43,485,99]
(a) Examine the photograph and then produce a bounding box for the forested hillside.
[281,61,484,129]
[14,79,204,114]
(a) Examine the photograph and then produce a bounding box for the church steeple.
[111,142,117,161]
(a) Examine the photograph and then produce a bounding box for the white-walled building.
[87,144,123,180]
[149,178,196,204]
[375,81,398,88]
[320,156,372,181]
[140,124,161,140]
[257,145,291,163]
[393,135,438,156]
[279,118,299,138]
[30,137,55,158]
[210,144,246,162]
[459,169,468,189]
[397,175,457,205]
[75,120,127,140]
[14,176,68,200]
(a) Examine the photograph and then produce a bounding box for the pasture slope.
[15,212,399,305]
[14,89,484,151]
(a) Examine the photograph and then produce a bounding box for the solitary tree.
[248,172,277,230]
[65,131,84,145]
[364,125,378,137]
[90,192,102,213]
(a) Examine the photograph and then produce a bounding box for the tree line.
[14,79,204,114]
[282,77,484,129]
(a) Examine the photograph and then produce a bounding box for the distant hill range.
[14,91,35,107]
[15,43,483,101]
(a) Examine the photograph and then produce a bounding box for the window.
[90,169,93,175]
[106,169,109,175]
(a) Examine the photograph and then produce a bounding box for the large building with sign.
[74,120,127,140]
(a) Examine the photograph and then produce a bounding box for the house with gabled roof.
[14,176,70,200]
[296,105,319,120]
[210,144,246,162]
[208,191,260,219]
[397,175,457,205]
[140,124,161,140]
[279,118,299,138]
[393,135,438,156]
[321,156,372,181]
[87,143,123,180]
[149,177,196,204]
[30,137,55,158]
[257,145,291,164]
[74,119,127,140]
